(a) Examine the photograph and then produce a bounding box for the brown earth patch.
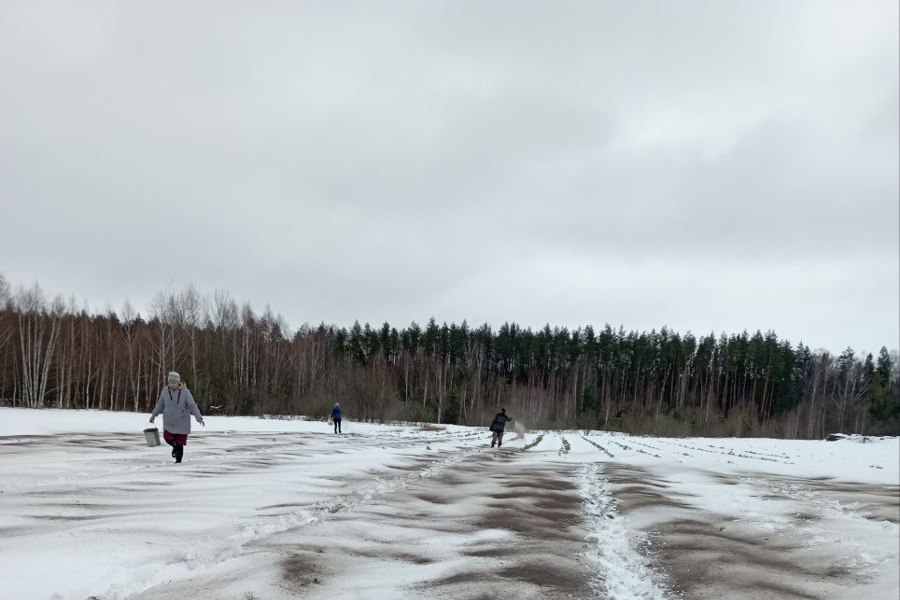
[463,546,513,558]
[617,486,693,513]
[259,502,313,510]
[497,560,588,595]
[282,551,324,588]
[603,472,693,514]
[653,517,857,600]
[504,476,576,492]
[416,460,592,598]
[803,480,899,524]
[603,463,674,488]
[598,465,885,599]
[348,546,435,565]
[487,490,523,500]
[24,488,83,496]
[794,512,820,522]
[414,492,453,504]
[28,513,100,521]
[431,571,496,587]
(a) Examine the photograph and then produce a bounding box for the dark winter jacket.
[331,406,342,421]
[151,384,202,435]
[489,412,511,432]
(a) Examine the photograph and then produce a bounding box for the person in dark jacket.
[149,371,204,463]
[330,403,342,434]
[489,408,511,447]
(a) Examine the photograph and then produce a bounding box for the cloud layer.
[1,0,897,354]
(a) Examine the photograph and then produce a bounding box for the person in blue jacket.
[330,403,342,434]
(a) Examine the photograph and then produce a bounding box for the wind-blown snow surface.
[0,408,897,600]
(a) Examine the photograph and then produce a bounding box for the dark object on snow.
[489,409,511,432]
[490,409,512,448]
[143,428,161,447]
[150,379,205,462]
[163,430,189,462]
[331,403,342,433]
[826,433,848,441]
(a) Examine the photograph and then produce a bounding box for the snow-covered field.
[0,408,897,600]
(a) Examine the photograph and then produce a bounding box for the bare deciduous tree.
[15,285,62,408]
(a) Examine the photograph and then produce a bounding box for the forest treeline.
[1,277,898,438]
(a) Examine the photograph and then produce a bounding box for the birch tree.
[16,284,62,408]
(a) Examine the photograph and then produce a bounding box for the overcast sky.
[1,0,898,355]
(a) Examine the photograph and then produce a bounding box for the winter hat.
[167,371,181,383]
[335,403,340,407]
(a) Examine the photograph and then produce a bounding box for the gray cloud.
[1,0,897,355]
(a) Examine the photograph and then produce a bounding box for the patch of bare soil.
[282,550,326,589]
[652,517,861,600]
[416,458,591,599]
[604,467,891,600]
[603,463,693,514]
[1,432,137,451]
[263,451,596,600]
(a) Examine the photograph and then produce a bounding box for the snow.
[578,462,668,599]
[0,408,897,600]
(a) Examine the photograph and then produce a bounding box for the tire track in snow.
[577,462,673,600]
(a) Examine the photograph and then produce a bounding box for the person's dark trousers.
[334,419,342,433]
[163,431,188,462]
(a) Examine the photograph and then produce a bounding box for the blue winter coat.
[331,406,342,420]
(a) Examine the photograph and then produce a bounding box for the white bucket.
[143,427,161,447]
